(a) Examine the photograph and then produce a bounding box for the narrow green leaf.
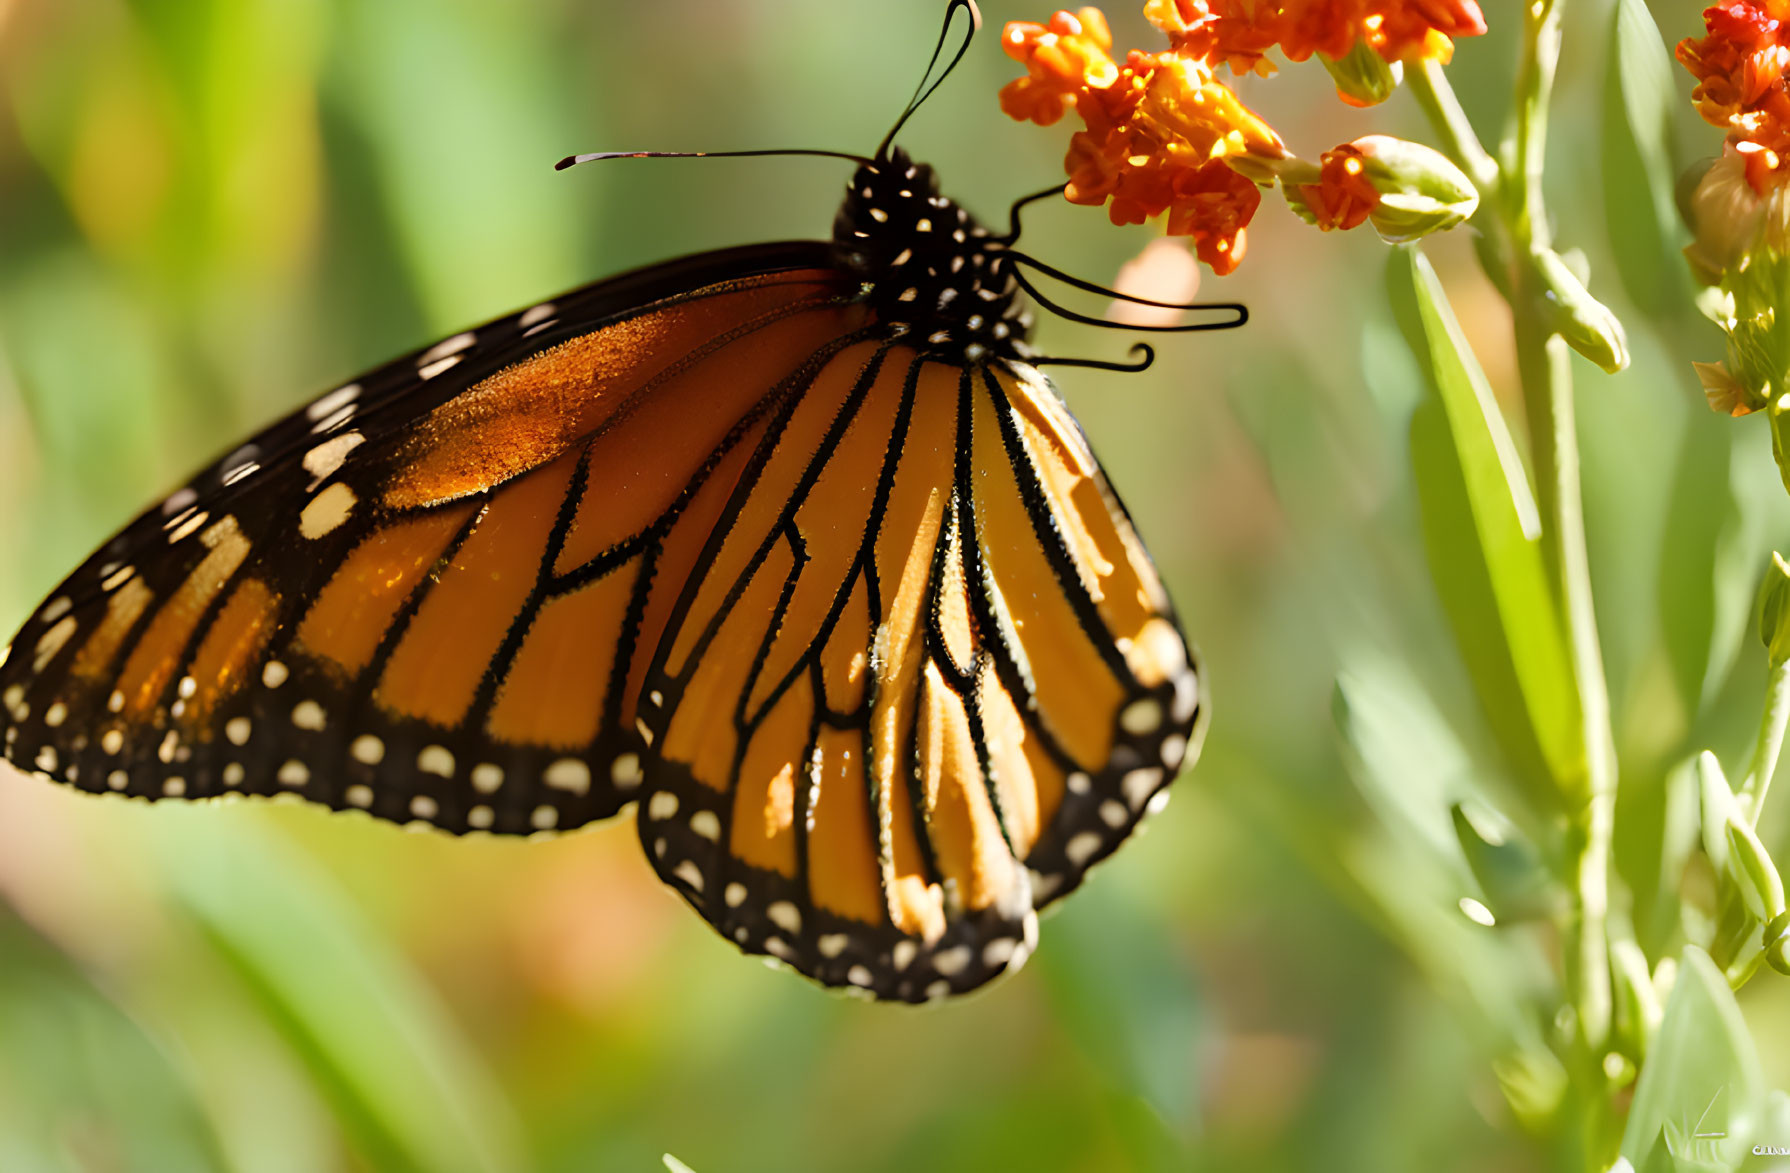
[1602,0,1687,314]
[0,907,230,1171]
[1620,947,1764,1173]
[152,811,521,1173]
[1392,247,1584,799]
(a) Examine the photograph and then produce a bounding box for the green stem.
[1416,0,1619,1055]
[1740,657,1790,824]
[1406,58,1499,195]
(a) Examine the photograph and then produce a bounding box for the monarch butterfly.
[0,1,1237,1002]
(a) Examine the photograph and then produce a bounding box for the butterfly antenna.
[1031,344,1157,373]
[555,148,871,171]
[876,0,982,160]
[1009,266,1248,333]
[999,184,1069,244]
[1006,250,1250,327]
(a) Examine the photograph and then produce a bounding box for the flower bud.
[1766,910,1790,976]
[1321,41,1402,107]
[1725,816,1787,923]
[1698,750,1740,874]
[1281,136,1477,243]
[1760,552,1790,664]
[1532,247,1631,373]
[1609,938,1663,1057]
[1350,135,1478,243]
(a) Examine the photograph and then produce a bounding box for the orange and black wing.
[634,353,1201,1001]
[0,242,871,834]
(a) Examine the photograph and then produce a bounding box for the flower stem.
[1414,0,1619,1054]
[1510,0,1618,1058]
[1406,58,1498,196]
[1741,657,1790,824]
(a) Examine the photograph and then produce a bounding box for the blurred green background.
[0,1,1780,1170]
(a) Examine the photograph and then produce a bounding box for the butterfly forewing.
[0,246,859,829]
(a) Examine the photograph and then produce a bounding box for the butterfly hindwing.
[635,352,1200,1000]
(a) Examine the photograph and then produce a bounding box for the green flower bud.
[1698,751,1740,874]
[1532,247,1630,373]
[1766,910,1790,976]
[1320,41,1401,107]
[1609,938,1662,1058]
[1351,135,1479,244]
[1725,816,1787,922]
[1760,552,1790,664]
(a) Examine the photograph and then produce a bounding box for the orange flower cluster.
[1678,2,1790,193]
[1000,3,1485,273]
[1298,144,1376,230]
[1143,0,1487,77]
[1001,8,1284,273]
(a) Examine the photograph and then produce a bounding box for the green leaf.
[1392,246,1584,801]
[152,810,522,1173]
[1035,874,1204,1134]
[0,906,231,1171]
[1620,948,1764,1173]
[1601,0,1686,315]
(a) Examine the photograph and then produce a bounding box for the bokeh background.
[0,1,1779,1170]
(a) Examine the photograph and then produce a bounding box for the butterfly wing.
[636,353,1201,1001]
[0,243,873,833]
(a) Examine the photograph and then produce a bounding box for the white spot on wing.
[417,745,455,777]
[418,354,463,380]
[610,752,642,789]
[299,483,357,539]
[544,758,590,795]
[303,432,365,487]
[305,384,360,423]
[351,734,384,764]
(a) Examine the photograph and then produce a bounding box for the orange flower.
[1142,0,1485,72]
[1000,9,1119,127]
[1678,2,1790,193]
[1298,143,1377,230]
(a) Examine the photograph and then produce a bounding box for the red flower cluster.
[1678,1,1790,193]
[1143,0,1487,77]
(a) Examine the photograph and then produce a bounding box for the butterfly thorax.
[833,148,1034,363]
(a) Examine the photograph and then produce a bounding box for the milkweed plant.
[1003,2,1790,1169]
